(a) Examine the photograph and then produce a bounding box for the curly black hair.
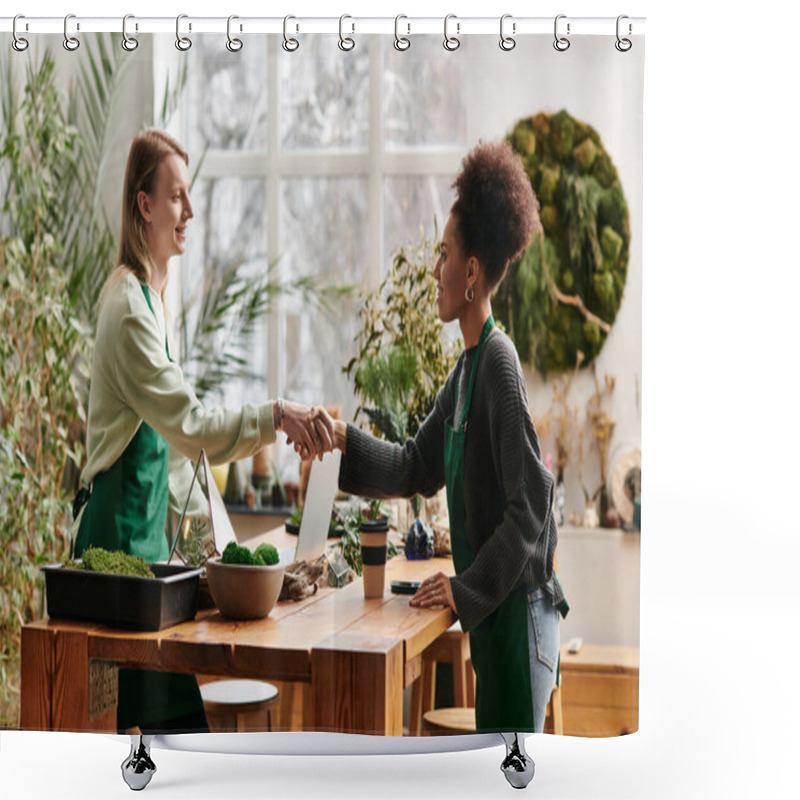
[450,139,541,292]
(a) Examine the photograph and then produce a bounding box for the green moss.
[600,226,623,262]
[254,543,280,566]
[221,541,255,565]
[593,271,616,312]
[499,110,630,375]
[512,121,537,156]
[582,319,602,348]
[539,166,561,204]
[550,110,575,161]
[573,138,598,171]
[598,184,628,232]
[540,205,559,236]
[64,546,154,578]
[593,152,616,188]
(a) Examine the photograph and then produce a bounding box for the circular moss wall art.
[498,110,631,375]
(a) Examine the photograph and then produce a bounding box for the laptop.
[287,449,342,565]
[170,449,341,567]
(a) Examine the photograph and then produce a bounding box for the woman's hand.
[282,401,333,461]
[409,572,457,614]
[290,407,346,460]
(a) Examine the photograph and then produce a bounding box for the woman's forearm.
[334,419,348,453]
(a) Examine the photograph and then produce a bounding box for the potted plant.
[343,232,460,528]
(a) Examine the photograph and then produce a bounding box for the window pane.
[182,177,268,409]
[384,175,455,267]
[383,36,467,150]
[280,178,368,416]
[280,36,370,151]
[185,35,268,151]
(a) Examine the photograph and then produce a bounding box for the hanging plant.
[498,110,631,375]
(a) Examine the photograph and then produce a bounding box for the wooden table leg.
[52,629,91,731]
[20,626,54,730]
[311,635,403,735]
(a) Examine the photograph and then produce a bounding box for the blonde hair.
[100,128,189,308]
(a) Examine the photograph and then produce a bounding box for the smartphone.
[390,580,421,595]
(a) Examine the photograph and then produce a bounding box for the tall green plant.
[0,55,90,726]
[344,230,460,440]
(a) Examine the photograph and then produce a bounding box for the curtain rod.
[0,16,646,37]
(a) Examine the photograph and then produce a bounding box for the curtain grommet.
[63,13,80,51]
[499,14,516,51]
[226,15,243,52]
[394,14,411,51]
[338,14,355,51]
[12,14,29,52]
[121,14,139,52]
[553,14,570,52]
[282,15,299,52]
[444,14,460,51]
[615,15,632,52]
[176,14,192,52]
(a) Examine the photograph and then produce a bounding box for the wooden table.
[20,528,455,736]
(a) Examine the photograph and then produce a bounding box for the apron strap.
[458,315,495,432]
[141,282,172,362]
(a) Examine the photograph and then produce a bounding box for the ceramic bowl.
[205,557,285,620]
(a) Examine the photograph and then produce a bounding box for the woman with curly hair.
[309,140,569,734]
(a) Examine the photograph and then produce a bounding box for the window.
[165,34,466,444]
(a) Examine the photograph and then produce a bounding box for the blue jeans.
[526,587,560,733]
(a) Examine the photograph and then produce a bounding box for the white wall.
[459,35,644,519]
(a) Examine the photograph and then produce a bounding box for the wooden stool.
[421,681,563,736]
[422,706,476,735]
[409,624,474,735]
[544,682,564,735]
[200,679,279,733]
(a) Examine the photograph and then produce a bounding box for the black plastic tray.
[41,562,203,631]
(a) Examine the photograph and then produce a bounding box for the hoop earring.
[465,286,474,303]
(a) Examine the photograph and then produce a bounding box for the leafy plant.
[344,230,460,440]
[180,256,349,401]
[0,55,90,726]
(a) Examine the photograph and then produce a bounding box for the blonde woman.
[71,128,332,734]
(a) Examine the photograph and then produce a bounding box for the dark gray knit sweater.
[339,327,567,633]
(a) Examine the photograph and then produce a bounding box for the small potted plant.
[205,542,285,620]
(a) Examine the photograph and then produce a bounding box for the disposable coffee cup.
[360,519,389,599]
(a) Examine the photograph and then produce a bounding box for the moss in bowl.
[205,542,285,619]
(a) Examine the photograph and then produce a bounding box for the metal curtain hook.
[553,14,570,52]
[226,15,242,52]
[444,14,460,51]
[283,15,299,51]
[63,13,80,51]
[12,14,29,52]
[615,14,632,52]
[176,14,192,51]
[499,14,516,51]
[339,14,355,51]
[122,14,139,51]
[394,14,410,51]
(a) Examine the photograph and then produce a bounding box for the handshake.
[275,400,345,461]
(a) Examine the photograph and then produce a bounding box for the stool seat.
[423,707,476,734]
[200,679,278,706]
[200,679,279,733]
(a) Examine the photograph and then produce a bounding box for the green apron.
[444,315,535,733]
[74,283,204,731]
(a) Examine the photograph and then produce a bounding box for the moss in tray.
[62,546,155,578]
